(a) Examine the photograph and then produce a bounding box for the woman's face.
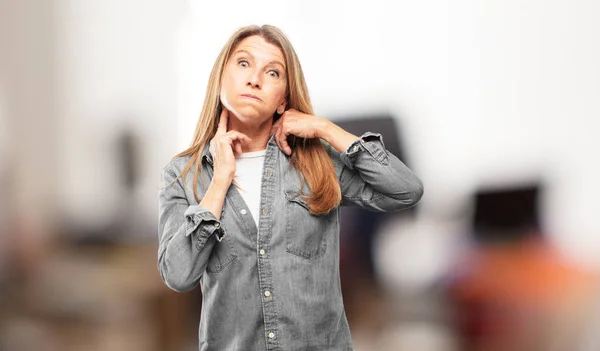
[220,35,287,126]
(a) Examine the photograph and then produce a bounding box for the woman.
[158,24,423,351]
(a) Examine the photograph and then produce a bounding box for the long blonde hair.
[174,24,341,215]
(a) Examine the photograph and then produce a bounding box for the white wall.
[179,0,600,265]
[55,0,187,228]
[5,0,595,263]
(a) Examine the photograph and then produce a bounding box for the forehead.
[231,36,285,65]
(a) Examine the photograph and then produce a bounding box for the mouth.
[240,94,262,102]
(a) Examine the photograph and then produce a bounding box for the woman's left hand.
[270,108,329,155]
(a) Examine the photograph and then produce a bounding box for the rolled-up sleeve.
[183,205,225,242]
[325,132,424,212]
[157,164,223,292]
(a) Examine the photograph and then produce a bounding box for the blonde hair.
[173,24,341,215]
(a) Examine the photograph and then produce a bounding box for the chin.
[231,105,269,123]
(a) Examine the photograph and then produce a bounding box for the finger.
[216,108,229,135]
[217,135,234,151]
[279,127,292,156]
[225,130,252,145]
[234,141,243,155]
[276,123,291,156]
[275,122,284,153]
[270,117,282,135]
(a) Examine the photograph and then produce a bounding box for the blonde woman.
[158,24,423,351]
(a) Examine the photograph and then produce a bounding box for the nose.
[246,69,261,89]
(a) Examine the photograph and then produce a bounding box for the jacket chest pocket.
[284,190,336,259]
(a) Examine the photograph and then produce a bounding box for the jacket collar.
[201,143,212,165]
[201,132,279,166]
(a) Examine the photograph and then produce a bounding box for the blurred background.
[1,0,599,350]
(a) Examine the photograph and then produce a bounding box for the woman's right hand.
[208,108,252,186]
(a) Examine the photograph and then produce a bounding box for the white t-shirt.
[234,149,266,227]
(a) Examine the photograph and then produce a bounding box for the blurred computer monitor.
[472,183,542,243]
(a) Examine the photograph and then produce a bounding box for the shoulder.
[161,154,194,179]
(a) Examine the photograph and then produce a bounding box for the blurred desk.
[1,242,196,351]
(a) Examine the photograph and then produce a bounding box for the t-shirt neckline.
[236,149,267,159]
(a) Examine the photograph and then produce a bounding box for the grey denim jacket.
[158,131,424,351]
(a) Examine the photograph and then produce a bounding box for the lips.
[240,94,262,102]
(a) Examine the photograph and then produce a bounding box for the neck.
[228,115,273,152]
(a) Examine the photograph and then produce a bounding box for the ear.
[277,100,287,114]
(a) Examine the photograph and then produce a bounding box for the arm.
[321,128,424,212]
[270,109,423,211]
[157,164,226,292]
[318,120,360,154]
[158,108,250,292]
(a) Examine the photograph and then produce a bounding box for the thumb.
[270,117,282,134]
[216,107,229,135]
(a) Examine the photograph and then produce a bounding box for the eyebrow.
[233,49,286,70]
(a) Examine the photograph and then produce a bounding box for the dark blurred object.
[333,113,419,325]
[118,128,141,191]
[67,126,145,246]
[335,113,415,273]
[472,183,542,243]
[335,113,413,170]
[445,181,600,351]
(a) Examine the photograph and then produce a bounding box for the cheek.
[267,83,287,106]
[220,73,236,103]
[220,67,239,91]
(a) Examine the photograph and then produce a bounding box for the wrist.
[317,117,335,142]
[318,119,360,153]
[210,175,232,192]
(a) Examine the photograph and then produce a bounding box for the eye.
[238,59,249,68]
[268,70,280,78]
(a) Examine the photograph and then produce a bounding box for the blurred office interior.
[1,0,599,350]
